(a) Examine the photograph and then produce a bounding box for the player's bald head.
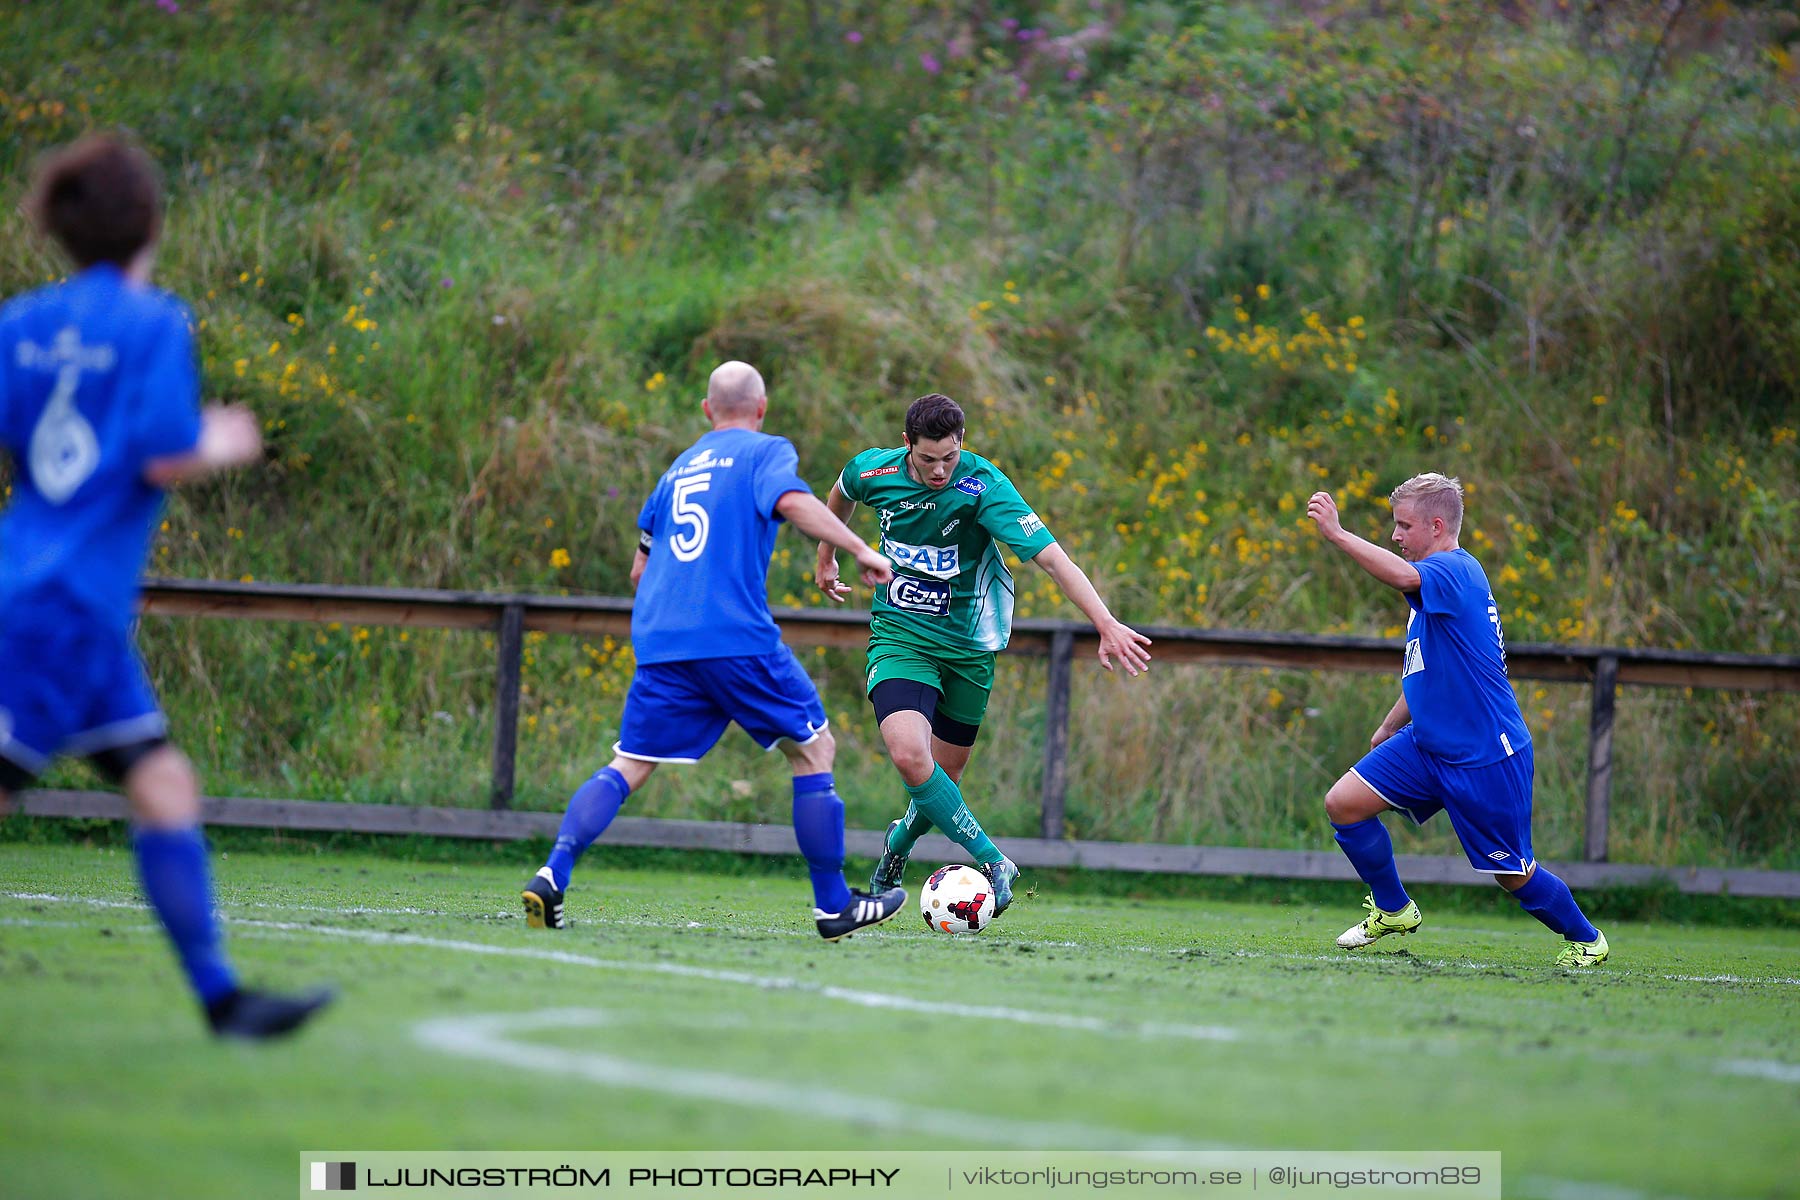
[706,361,766,416]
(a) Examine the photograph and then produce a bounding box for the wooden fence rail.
[23,577,1794,894]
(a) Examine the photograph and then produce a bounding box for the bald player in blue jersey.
[1308,473,1609,967]
[521,361,908,940]
[0,134,332,1036]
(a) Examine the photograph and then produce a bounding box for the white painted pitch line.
[12,889,1800,991]
[13,905,1800,1104]
[10,891,1800,990]
[8,910,1790,1096]
[1715,1058,1800,1085]
[414,1007,1226,1154]
[1514,1175,1699,1200]
[224,916,1245,1043]
[0,908,1754,1199]
[416,1009,1716,1200]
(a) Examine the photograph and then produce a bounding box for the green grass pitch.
[1,842,1795,1200]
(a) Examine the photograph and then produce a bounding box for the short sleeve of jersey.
[975,466,1056,560]
[1413,552,1468,615]
[836,450,873,505]
[134,305,203,461]
[637,476,666,534]
[752,436,809,518]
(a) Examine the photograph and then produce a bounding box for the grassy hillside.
[2,2,1795,866]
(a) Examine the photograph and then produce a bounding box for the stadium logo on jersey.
[888,576,951,616]
[1402,638,1425,678]
[953,476,985,496]
[1017,512,1045,538]
[860,465,900,479]
[883,539,960,578]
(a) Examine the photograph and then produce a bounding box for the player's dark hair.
[904,393,965,443]
[26,133,163,269]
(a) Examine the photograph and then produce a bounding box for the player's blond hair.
[1390,472,1464,536]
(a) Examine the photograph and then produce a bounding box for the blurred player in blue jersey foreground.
[522,361,907,940]
[1308,473,1608,966]
[0,134,333,1036]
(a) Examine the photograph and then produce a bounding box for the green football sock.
[885,801,936,856]
[903,765,1002,865]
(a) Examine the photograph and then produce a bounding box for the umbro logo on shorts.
[1487,851,1510,861]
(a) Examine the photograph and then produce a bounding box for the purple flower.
[1002,17,1019,31]
[606,486,620,499]
[440,277,454,288]
[844,30,862,44]
[920,52,941,74]
[1065,67,1083,82]
[155,0,179,11]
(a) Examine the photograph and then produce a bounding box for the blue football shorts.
[0,611,167,783]
[1351,724,1537,875]
[614,647,828,763]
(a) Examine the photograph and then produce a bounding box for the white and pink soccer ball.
[919,864,996,934]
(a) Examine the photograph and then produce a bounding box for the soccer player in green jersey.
[814,393,1152,916]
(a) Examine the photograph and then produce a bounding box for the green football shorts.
[863,620,996,728]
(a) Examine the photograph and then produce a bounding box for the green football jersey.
[837,446,1056,653]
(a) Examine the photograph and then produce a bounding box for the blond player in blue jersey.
[1309,473,1608,966]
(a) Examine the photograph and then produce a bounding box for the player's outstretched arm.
[1306,490,1421,592]
[780,489,892,593]
[1371,693,1410,748]
[1031,543,1153,676]
[811,480,871,602]
[143,404,263,488]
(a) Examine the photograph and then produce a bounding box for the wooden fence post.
[1041,629,1075,840]
[1584,654,1619,862]
[491,604,525,811]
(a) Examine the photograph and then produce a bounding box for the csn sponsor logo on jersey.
[888,576,951,616]
[882,539,960,578]
[953,476,986,496]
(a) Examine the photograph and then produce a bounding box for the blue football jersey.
[0,265,201,632]
[1400,548,1533,767]
[630,427,810,664]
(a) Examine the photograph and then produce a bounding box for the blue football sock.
[132,826,237,1006]
[792,772,853,913]
[1514,869,1600,942]
[1331,818,1411,913]
[885,801,935,856]
[545,767,630,891]
[905,765,1001,865]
